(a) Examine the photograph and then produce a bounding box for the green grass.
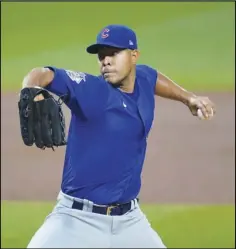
[1,201,235,248]
[1,2,234,92]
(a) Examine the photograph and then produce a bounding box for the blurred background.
[1,2,235,248]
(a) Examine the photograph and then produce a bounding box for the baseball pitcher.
[18,24,215,248]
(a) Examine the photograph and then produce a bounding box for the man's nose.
[103,56,111,66]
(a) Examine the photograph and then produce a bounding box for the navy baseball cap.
[86,24,138,54]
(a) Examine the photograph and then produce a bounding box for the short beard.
[110,82,123,88]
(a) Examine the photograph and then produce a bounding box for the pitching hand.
[187,96,216,120]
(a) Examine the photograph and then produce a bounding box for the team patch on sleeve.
[65,70,86,84]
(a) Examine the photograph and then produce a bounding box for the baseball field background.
[1,2,235,248]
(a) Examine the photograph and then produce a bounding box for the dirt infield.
[1,92,235,204]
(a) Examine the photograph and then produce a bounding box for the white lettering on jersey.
[65,70,86,84]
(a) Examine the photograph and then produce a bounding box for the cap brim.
[86,44,103,54]
[86,43,128,54]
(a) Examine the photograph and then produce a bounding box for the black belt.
[72,199,138,216]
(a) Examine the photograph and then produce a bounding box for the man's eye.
[113,51,119,56]
[98,54,104,60]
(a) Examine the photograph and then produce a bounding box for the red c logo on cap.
[101,29,110,39]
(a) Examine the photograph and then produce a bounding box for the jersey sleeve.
[44,66,109,120]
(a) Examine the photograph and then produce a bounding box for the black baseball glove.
[18,87,67,150]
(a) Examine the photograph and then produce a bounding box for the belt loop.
[132,199,135,209]
[82,199,89,211]
[132,198,138,209]
[82,199,94,212]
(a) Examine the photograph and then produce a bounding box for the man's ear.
[131,50,140,64]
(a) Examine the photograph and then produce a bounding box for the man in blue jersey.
[23,24,215,248]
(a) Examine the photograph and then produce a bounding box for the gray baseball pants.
[27,191,166,248]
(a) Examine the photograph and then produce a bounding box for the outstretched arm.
[155,72,216,120]
[21,67,110,119]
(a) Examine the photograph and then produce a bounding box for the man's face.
[97,46,139,85]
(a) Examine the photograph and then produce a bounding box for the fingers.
[197,97,215,120]
[202,98,215,119]
[209,102,216,115]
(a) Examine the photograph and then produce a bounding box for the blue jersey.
[45,64,157,205]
